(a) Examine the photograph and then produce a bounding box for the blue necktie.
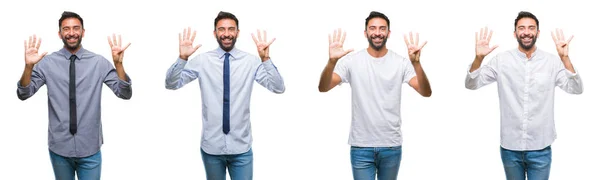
[223,53,231,134]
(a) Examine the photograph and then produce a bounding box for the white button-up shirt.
[465,48,583,151]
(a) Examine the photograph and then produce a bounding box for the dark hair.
[59,11,84,30]
[514,11,539,31]
[214,11,239,30]
[365,11,390,30]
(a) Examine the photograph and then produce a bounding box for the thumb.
[193,44,202,52]
[343,49,354,56]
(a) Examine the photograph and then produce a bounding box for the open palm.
[476,27,498,57]
[24,35,47,65]
[252,29,275,61]
[551,28,573,58]
[179,27,201,60]
[108,34,131,63]
[329,28,353,63]
[404,32,427,62]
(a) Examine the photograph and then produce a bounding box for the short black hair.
[214,11,239,30]
[514,11,539,31]
[59,11,84,30]
[365,11,390,30]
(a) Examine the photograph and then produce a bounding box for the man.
[17,11,132,180]
[165,11,285,180]
[318,11,432,180]
[465,11,583,180]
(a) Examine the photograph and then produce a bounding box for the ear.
[213,30,217,38]
[513,31,517,39]
[364,30,368,39]
[81,29,85,38]
[388,30,391,38]
[58,30,61,39]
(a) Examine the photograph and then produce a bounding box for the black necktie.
[69,55,77,135]
[223,53,231,134]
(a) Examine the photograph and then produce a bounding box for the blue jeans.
[49,149,102,180]
[350,146,402,180]
[500,146,552,180]
[201,148,253,180]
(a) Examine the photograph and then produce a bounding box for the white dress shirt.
[466,48,583,151]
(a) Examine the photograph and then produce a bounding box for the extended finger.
[186,27,191,40]
[263,30,267,42]
[328,33,332,45]
[252,33,259,44]
[107,36,114,47]
[487,30,494,42]
[112,34,117,47]
[28,36,32,48]
[418,40,428,50]
[191,30,197,42]
[122,42,131,51]
[479,28,484,40]
[266,38,276,47]
[566,35,574,44]
[118,34,122,47]
[256,29,263,42]
[551,31,557,44]
[415,32,420,45]
[36,38,42,50]
[341,31,347,45]
[484,27,489,40]
[404,34,409,46]
[409,32,414,45]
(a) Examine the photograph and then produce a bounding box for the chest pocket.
[534,73,553,92]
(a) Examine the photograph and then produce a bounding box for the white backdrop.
[1,0,598,179]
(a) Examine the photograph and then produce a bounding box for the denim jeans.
[350,146,402,180]
[500,146,552,180]
[49,149,102,180]
[201,148,253,180]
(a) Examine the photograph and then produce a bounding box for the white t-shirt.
[334,49,416,147]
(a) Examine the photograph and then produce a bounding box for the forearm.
[412,62,432,97]
[19,64,34,87]
[114,62,127,81]
[560,56,575,73]
[469,56,485,73]
[318,60,336,92]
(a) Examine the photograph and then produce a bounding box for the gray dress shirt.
[17,47,132,157]
[166,47,285,155]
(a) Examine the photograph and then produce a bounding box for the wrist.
[261,56,270,62]
[179,55,189,61]
[24,64,34,69]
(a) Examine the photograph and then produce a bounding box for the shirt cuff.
[261,59,276,71]
[467,64,481,79]
[565,67,579,79]
[118,74,132,88]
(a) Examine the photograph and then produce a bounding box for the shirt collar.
[513,47,539,61]
[59,46,89,61]
[216,47,241,60]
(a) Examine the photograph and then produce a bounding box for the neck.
[367,46,388,58]
[518,46,536,59]
[65,46,82,54]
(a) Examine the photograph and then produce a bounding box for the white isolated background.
[0,0,598,179]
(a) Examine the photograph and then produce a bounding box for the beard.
[516,34,537,50]
[61,34,82,51]
[367,34,387,51]
[216,35,237,52]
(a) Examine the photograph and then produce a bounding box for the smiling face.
[514,17,539,51]
[214,18,239,52]
[364,17,390,51]
[59,17,85,52]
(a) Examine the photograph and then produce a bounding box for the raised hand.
[24,34,48,65]
[328,28,353,63]
[107,34,131,63]
[252,30,275,61]
[179,27,201,60]
[551,28,573,58]
[475,27,498,58]
[403,32,427,62]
